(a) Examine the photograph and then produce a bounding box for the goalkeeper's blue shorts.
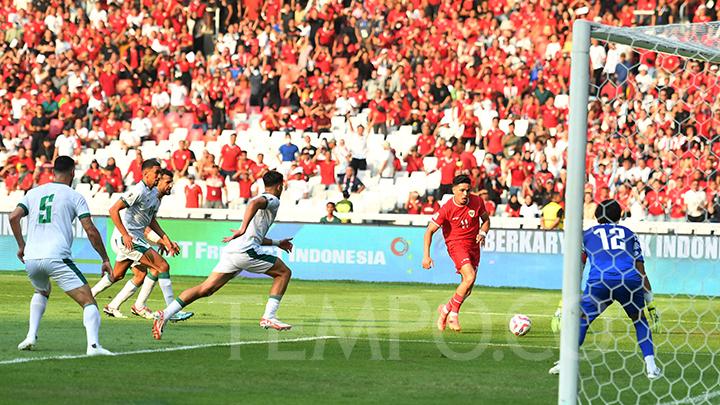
[581,277,645,318]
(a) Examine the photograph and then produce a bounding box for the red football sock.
[449,293,465,313]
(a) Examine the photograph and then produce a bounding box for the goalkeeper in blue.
[550,199,661,379]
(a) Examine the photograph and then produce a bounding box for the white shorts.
[26,258,87,292]
[212,248,277,275]
[111,231,151,267]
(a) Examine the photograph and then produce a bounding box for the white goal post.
[560,19,720,405]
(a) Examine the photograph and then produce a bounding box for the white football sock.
[158,278,175,306]
[164,299,183,324]
[91,274,113,297]
[134,276,156,309]
[108,280,139,309]
[262,296,282,319]
[645,355,657,371]
[27,293,48,341]
[83,304,101,349]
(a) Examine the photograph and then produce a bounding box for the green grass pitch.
[0,272,717,404]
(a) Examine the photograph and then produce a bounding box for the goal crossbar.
[589,21,720,63]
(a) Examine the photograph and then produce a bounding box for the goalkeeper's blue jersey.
[583,224,644,283]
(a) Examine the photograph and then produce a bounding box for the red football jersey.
[431,194,486,247]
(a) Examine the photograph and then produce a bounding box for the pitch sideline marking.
[659,389,720,405]
[0,335,339,366]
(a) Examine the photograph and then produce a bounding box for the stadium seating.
[0,0,717,225]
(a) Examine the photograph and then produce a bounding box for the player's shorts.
[581,277,645,318]
[25,258,87,292]
[111,231,151,267]
[446,243,480,272]
[212,248,277,275]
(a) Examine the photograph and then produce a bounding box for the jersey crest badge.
[468,210,476,218]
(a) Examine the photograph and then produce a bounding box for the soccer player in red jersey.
[423,175,491,332]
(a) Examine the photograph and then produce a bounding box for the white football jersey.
[19,183,91,260]
[119,181,160,240]
[225,193,280,253]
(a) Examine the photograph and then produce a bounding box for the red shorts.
[447,243,480,272]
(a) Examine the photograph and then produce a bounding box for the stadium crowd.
[0,0,719,224]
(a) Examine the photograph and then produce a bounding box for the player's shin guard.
[157,273,174,306]
[91,274,114,297]
[27,293,48,340]
[108,280,139,309]
[134,272,158,309]
[263,295,283,319]
[83,304,101,349]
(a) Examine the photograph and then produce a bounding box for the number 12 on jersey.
[592,227,626,250]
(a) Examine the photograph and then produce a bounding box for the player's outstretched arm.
[9,206,27,263]
[422,221,440,269]
[80,216,112,275]
[109,199,133,249]
[223,196,267,243]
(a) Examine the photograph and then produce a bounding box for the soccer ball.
[509,314,532,336]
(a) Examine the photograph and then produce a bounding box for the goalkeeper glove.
[551,299,562,334]
[645,292,661,333]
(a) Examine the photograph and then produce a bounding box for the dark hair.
[159,168,173,178]
[595,199,622,223]
[53,156,75,174]
[452,175,471,186]
[141,159,161,171]
[263,170,284,187]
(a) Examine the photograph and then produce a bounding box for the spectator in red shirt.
[421,194,440,215]
[171,140,193,177]
[645,179,667,221]
[368,89,389,136]
[204,165,226,208]
[125,151,144,184]
[34,163,55,186]
[406,191,422,214]
[236,170,254,203]
[483,117,505,158]
[460,144,478,173]
[317,150,338,189]
[436,147,461,197]
[185,175,203,208]
[505,194,522,217]
[2,147,36,177]
[416,123,437,157]
[404,146,425,174]
[219,133,242,180]
[479,189,497,216]
[100,165,124,194]
[6,163,34,192]
[82,160,103,185]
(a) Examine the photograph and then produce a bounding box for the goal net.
[560,21,720,404]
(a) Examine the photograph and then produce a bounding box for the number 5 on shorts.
[39,194,54,224]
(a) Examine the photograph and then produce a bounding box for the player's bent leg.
[64,285,113,356]
[260,259,293,331]
[152,271,236,340]
[19,288,50,351]
[91,260,131,297]
[619,284,661,379]
[133,249,169,318]
[105,266,147,318]
[446,264,476,332]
